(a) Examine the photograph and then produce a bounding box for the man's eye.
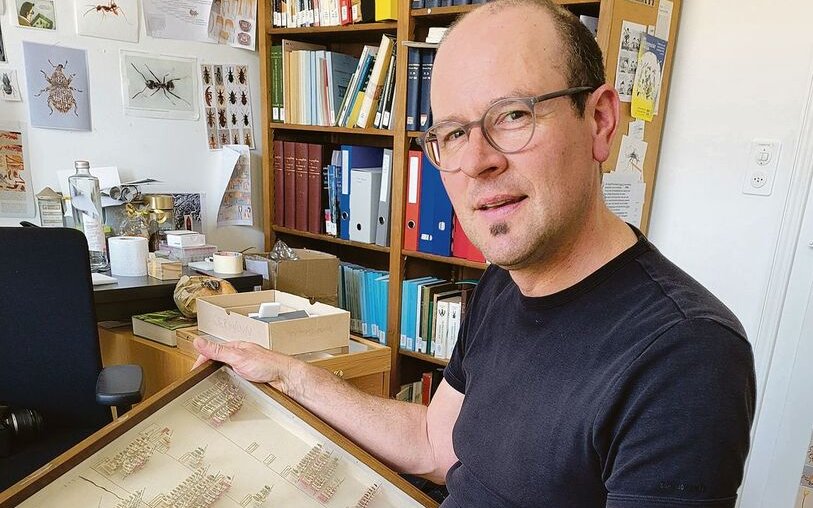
[499,110,531,123]
[443,129,466,143]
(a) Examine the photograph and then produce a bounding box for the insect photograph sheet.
[121,50,199,120]
[0,69,22,101]
[0,123,35,218]
[14,0,56,30]
[0,23,6,62]
[23,42,92,131]
[201,63,254,150]
[142,0,213,43]
[209,0,258,51]
[75,0,140,43]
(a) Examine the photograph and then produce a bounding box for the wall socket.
[743,139,781,196]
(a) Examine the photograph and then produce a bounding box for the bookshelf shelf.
[272,225,391,253]
[269,22,398,36]
[270,123,396,137]
[406,131,423,139]
[400,349,449,367]
[411,5,478,18]
[403,249,488,270]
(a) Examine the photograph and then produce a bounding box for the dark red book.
[307,143,326,234]
[283,141,297,228]
[452,215,485,263]
[294,142,309,231]
[273,140,284,226]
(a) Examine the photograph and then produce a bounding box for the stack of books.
[132,310,196,347]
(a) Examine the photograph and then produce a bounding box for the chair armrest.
[95,364,144,409]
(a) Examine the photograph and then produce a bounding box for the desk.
[99,326,391,399]
[92,268,262,321]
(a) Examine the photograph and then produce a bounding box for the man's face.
[431,7,602,269]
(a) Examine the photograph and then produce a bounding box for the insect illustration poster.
[0,124,35,218]
[121,51,199,120]
[15,0,56,30]
[0,69,22,101]
[201,63,254,150]
[23,42,92,131]
[75,0,140,43]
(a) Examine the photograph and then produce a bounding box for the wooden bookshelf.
[260,0,683,395]
[400,349,449,367]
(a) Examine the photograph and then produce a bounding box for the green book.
[132,310,196,347]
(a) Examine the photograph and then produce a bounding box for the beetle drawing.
[227,67,235,84]
[237,67,247,85]
[217,89,225,106]
[130,63,190,106]
[84,1,128,22]
[220,131,228,144]
[232,132,240,145]
[231,112,237,126]
[202,67,211,85]
[34,60,83,116]
[209,133,217,150]
[240,91,248,106]
[206,110,215,128]
[244,131,253,147]
[218,110,227,128]
[242,112,250,127]
[228,90,237,105]
[215,66,223,85]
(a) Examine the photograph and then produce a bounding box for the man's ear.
[587,84,620,163]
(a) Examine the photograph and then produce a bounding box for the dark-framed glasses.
[419,86,595,172]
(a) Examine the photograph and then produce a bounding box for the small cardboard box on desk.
[196,290,349,355]
[245,249,339,307]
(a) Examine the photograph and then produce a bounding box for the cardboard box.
[165,230,206,248]
[245,249,339,306]
[196,290,349,355]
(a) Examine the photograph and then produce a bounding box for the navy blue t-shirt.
[442,231,755,507]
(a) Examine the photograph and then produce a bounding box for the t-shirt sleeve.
[443,309,469,394]
[594,318,756,508]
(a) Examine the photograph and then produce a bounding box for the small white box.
[165,230,206,248]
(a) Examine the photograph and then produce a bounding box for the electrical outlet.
[743,139,781,196]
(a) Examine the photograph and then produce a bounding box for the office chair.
[0,227,144,491]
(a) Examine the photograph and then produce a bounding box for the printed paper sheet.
[615,20,646,102]
[201,63,255,150]
[0,125,35,218]
[217,144,253,226]
[143,0,214,42]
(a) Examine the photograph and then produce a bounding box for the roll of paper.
[213,251,243,274]
[109,236,149,276]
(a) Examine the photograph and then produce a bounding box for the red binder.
[307,143,325,234]
[452,215,485,263]
[403,150,422,251]
[273,140,284,226]
[283,141,297,228]
[294,142,309,231]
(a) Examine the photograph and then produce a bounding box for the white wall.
[0,2,264,252]
[648,2,813,506]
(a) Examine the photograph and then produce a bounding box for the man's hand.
[192,338,298,395]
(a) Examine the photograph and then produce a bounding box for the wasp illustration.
[130,63,190,106]
[202,67,211,85]
[228,90,237,105]
[204,86,213,107]
[218,109,227,128]
[84,1,128,22]
[214,66,223,85]
[240,91,248,106]
[206,110,215,128]
[217,89,225,106]
[231,112,237,126]
[237,67,247,85]
[227,67,235,84]
[35,60,83,116]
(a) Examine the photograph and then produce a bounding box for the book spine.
[406,47,421,131]
[294,142,309,231]
[273,140,284,225]
[419,48,434,131]
[283,140,297,228]
[307,143,325,233]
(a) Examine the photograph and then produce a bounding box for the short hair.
[442,0,605,116]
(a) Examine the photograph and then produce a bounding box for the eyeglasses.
[418,86,595,173]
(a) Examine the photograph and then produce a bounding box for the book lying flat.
[132,310,197,347]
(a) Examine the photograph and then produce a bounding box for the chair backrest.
[0,227,111,429]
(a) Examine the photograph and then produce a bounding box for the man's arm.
[193,338,463,484]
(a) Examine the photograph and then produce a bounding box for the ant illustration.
[206,110,215,128]
[218,110,227,128]
[244,131,253,146]
[237,67,247,85]
[227,68,235,83]
[232,132,240,145]
[209,133,218,150]
[202,67,211,85]
[240,91,248,106]
[215,67,223,85]
[242,112,250,127]
[231,112,237,126]
[217,89,225,106]
[130,63,190,106]
[220,131,228,144]
[228,90,237,105]
[84,1,129,23]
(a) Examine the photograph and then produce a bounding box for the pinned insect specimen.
[204,86,213,107]
[242,112,250,127]
[228,90,237,105]
[218,110,227,128]
[202,67,211,85]
[220,131,228,144]
[231,112,237,126]
[227,67,235,84]
[217,89,225,106]
[232,132,240,145]
[130,63,190,106]
[209,134,217,150]
[84,1,129,22]
[215,66,223,85]
[237,67,247,85]
[240,91,248,106]
[35,60,83,116]
[206,110,215,128]
[244,131,253,147]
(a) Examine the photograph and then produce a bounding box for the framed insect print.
[75,0,139,43]
[120,50,199,120]
[22,42,92,131]
[0,363,438,508]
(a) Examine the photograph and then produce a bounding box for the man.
[195,1,756,506]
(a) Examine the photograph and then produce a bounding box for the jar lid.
[144,194,174,210]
